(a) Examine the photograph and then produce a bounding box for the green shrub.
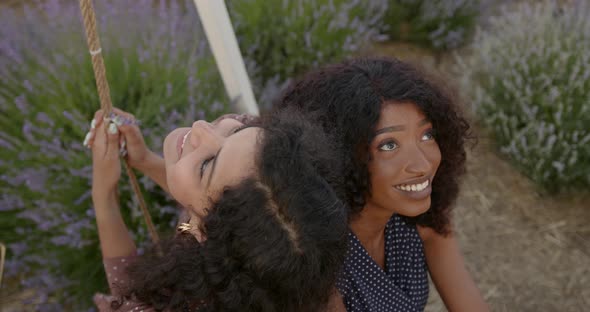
[227,0,387,106]
[458,0,590,192]
[382,0,480,51]
[0,0,228,309]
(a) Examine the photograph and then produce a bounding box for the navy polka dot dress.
[336,214,429,312]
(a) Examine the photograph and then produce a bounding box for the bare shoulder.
[417,224,436,242]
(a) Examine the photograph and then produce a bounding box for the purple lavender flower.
[459,0,590,191]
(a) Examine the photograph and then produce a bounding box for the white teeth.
[181,130,191,151]
[395,180,429,192]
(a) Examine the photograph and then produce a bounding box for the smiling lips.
[395,179,429,192]
[180,130,192,153]
[178,130,192,155]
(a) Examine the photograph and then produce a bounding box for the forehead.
[211,127,262,190]
[378,101,427,125]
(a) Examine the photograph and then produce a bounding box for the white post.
[193,0,259,115]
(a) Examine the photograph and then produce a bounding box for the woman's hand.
[89,110,122,195]
[85,108,170,192]
[111,108,153,170]
[85,108,152,169]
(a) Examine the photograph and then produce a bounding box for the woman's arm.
[418,226,489,312]
[90,111,137,258]
[132,151,168,193]
[89,111,152,311]
[92,189,136,258]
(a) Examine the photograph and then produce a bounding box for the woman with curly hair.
[274,57,489,311]
[85,107,348,311]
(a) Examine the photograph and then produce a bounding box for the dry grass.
[372,42,590,312]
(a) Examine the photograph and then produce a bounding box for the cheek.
[428,144,442,173]
[368,155,401,188]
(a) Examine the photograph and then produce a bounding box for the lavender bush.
[458,0,590,192]
[0,0,229,310]
[227,0,387,108]
[382,0,480,51]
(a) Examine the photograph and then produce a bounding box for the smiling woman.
[274,57,488,311]
[86,108,348,311]
[163,118,260,221]
[367,102,442,218]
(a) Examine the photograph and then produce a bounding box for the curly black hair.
[114,109,348,311]
[273,56,473,235]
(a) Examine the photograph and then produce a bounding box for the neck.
[350,202,393,269]
[349,202,393,244]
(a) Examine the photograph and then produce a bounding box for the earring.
[177,223,192,233]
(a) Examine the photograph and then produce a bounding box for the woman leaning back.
[274,57,489,312]
[85,107,349,311]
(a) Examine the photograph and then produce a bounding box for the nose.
[404,144,432,176]
[188,120,222,150]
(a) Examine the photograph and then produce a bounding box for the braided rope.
[79,0,112,116]
[79,0,159,244]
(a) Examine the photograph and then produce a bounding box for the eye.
[378,141,398,151]
[231,124,248,134]
[200,156,214,179]
[421,129,435,141]
[225,124,248,137]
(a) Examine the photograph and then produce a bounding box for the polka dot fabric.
[336,214,429,312]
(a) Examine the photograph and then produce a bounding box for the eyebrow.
[374,118,430,135]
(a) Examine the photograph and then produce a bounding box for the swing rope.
[79,0,160,244]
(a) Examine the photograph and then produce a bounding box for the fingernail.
[83,132,92,147]
[90,119,97,129]
[108,123,118,134]
[113,116,124,126]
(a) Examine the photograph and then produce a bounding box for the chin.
[397,199,431,217]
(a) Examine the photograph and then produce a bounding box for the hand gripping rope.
[79,0,159,244]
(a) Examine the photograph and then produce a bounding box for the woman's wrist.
[91,187,118,205]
